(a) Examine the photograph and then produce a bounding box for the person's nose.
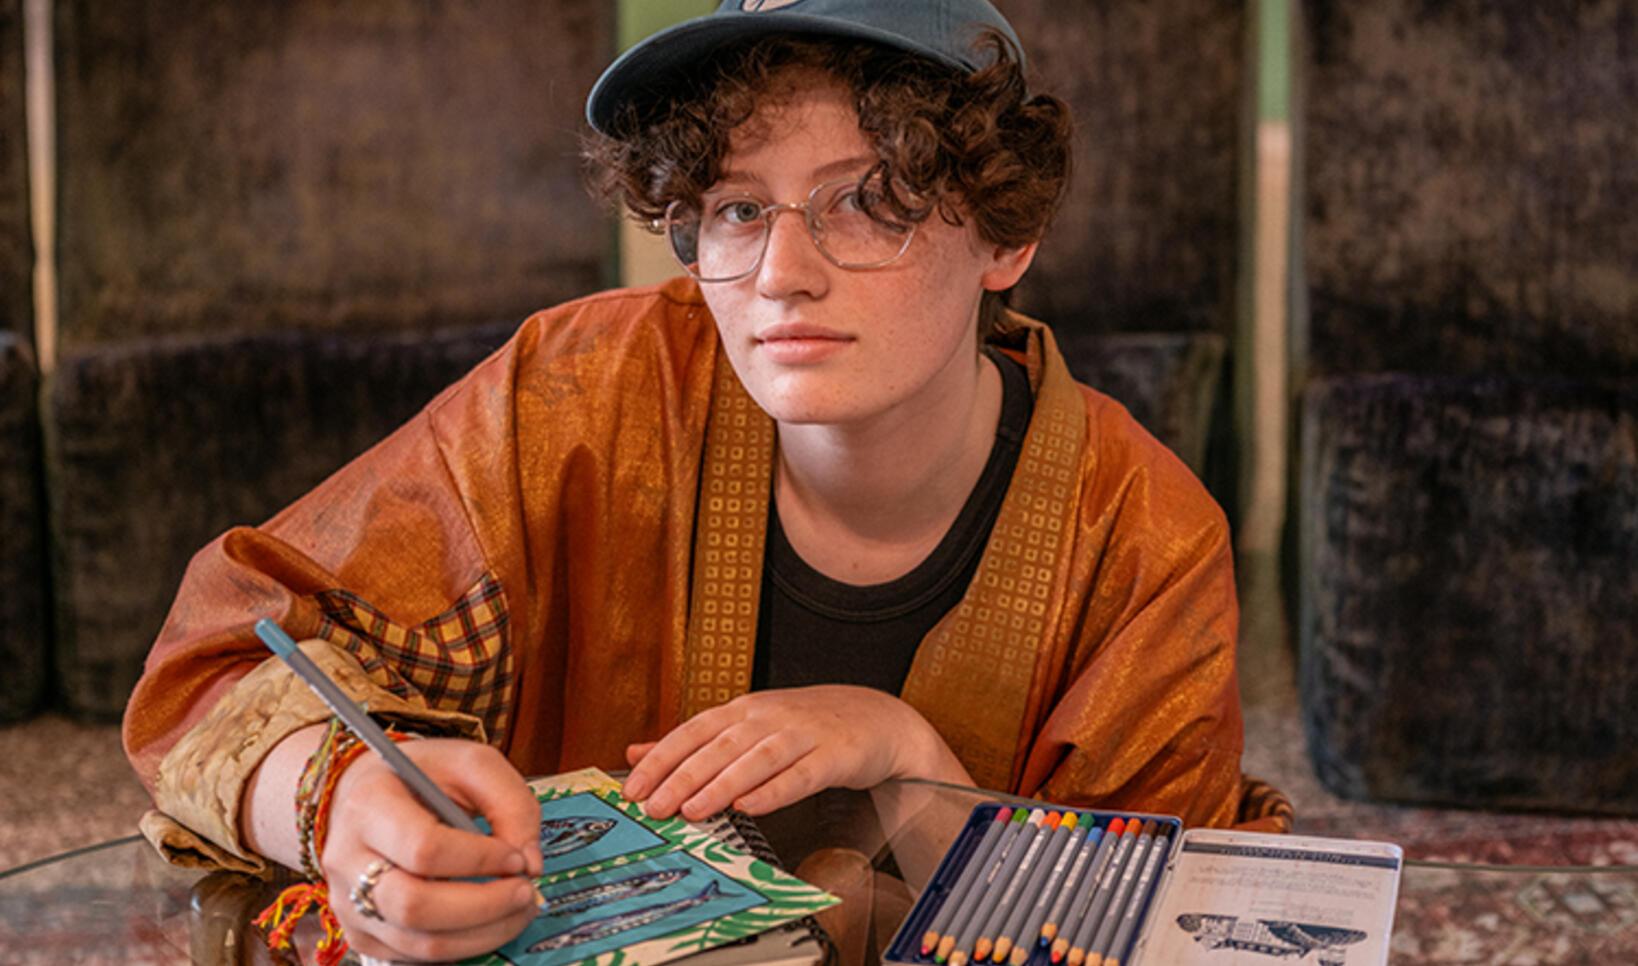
[755,207,829,300]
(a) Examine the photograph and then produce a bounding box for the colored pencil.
[1100,827,1170,966]
[1057,817,1140,965]
[1049,818,1125,963]
[993,811,1076,962]
[944,808,1036,966]
[1039,822,1105,946]
[921,807,1014,957]
[951,808,1045,966]
[1074,820,1155,966]
[1009,815,1087,962]
[973,811,1060,963]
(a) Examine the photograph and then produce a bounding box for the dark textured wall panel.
[0,0,30,340]
[1300,375,1638,812]
[44,325,515,719]
[54,0,611,349]
[1001,0,1244,335]
[0,334,45,720]
[1304,0,1638,378]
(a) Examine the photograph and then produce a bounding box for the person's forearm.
[240,723,327,870]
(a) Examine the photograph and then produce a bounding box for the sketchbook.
[884,804,1401,966]
[668,809,831,966]
[452,768,837,966]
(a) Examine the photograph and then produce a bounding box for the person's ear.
[980,241,1040,292]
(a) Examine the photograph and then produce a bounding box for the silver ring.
[349,857,394,922]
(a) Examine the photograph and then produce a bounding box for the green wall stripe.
[620,0,717,52]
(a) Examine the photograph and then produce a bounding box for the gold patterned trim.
[900,322,1088,791]
[681,349,775,719]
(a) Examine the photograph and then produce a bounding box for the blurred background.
[1,0,1634,923]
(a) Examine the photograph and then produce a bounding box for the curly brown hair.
[584,29,1072,340]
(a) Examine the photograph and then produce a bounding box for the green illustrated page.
[459,769,838,966]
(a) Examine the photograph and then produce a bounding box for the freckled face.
[698,80,1018,430]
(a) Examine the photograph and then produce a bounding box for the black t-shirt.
[751,348,1034,693]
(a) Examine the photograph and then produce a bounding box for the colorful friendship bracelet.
[256,717,417,966]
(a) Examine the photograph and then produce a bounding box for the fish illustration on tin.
[539,816,616,860]
[539,868,689,917]
[1177,913,1368,965]
[527,880,732,953]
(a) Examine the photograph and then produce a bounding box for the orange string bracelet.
[255,728,416,966]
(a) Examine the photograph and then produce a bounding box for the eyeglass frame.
[660,176,920,284]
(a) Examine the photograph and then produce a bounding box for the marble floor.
[0,712,152,871]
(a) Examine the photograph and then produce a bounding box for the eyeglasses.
[663,176,919,283]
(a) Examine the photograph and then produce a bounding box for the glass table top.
[2,780,1636,964]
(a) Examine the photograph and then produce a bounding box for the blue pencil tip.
[254,618,297,657]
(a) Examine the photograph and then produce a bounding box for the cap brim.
[585,12,970,135]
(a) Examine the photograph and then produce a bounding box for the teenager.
[123,2,1264,960]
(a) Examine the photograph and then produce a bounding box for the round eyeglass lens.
[809,180,912,268]
[667,197,768,282]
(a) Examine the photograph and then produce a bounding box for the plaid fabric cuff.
[313,572,515,744]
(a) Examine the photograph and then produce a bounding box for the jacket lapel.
[899,322,1088,791]
[681,349,774,720]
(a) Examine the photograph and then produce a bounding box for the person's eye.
[827,188,870,215]
[713,200,764,226]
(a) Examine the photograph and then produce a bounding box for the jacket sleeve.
[122,346,523,871]
[123,282,722,870]
[1021,394,1245,829]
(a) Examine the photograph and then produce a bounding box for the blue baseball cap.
[585,0,1024,135]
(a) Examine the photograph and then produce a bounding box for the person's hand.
[319,738,544,963]
[620,685,972,821]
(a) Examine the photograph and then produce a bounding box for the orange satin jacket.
[123,278,1250,869]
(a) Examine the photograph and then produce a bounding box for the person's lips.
[754,323,855,364]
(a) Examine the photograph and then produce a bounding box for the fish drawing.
[527,880,731,953]
[1176,913,1368,965]
[539,816,616,860]
[540,868,689,917]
